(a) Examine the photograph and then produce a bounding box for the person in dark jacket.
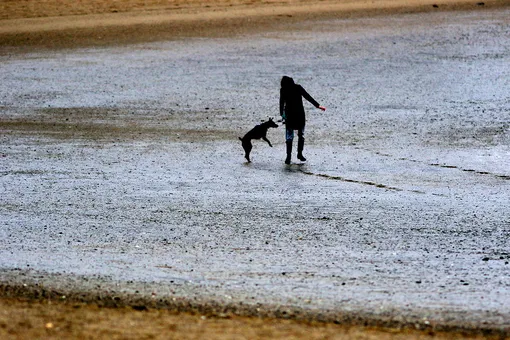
[279,76,326,164]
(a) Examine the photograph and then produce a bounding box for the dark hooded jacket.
[279,76,320,130]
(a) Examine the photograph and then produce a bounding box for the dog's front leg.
[263,137,272,147]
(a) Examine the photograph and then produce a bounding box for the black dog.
[239,118,278,162]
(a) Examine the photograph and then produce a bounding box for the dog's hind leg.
[242,141,252,162]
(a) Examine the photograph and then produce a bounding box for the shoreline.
[1,269,508,337]
[1,0,509,51]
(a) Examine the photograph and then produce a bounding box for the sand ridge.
[1,0,509,50]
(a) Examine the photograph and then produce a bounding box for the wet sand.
[1,0,510,338]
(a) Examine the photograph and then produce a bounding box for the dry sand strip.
[0,297,497,340]
[0,288,505,340]
[1,0,509,50]
[0,277,508,339]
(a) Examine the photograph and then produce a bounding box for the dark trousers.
[285,126,305,142]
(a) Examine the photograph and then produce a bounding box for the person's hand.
[319,106,326,111]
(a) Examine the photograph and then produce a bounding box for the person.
[279,76,326,164]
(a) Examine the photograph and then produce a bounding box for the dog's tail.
[238,137,243,141]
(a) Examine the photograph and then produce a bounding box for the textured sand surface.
[1,0,510,338]
[1,0,508,49]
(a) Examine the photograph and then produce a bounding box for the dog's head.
[267,117,278,128]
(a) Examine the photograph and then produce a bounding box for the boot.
[297,138,306,162]
[285,141,292,164]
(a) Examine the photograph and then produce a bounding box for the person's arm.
[300,86,326,111]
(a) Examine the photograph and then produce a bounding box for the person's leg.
[297,127,306,161]
[285,128,294,164]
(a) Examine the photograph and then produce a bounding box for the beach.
[1,0,510,338]
[0,0,507,50]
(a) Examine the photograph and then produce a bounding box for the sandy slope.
[3,296,494,340]
[1,0,508,50]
